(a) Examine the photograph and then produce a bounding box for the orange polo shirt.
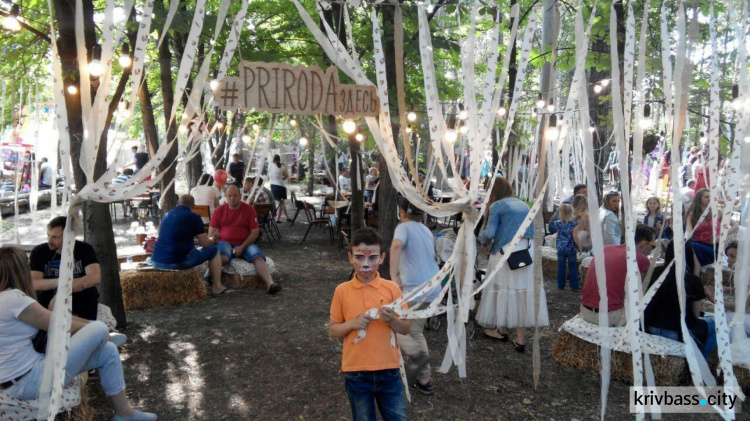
[330,274,403,372]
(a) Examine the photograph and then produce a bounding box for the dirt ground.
[6,200,746,420]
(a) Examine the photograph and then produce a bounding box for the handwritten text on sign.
[216,62,379,117]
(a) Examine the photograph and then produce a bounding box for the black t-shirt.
[30,241,99,317]
[644,267,707,344]
[228,161,245,186]
[134,152,149,170]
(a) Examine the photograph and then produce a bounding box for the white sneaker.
[109,332,128,347]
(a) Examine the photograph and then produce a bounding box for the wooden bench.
[120,268,205,310]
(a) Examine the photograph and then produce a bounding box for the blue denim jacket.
[480,197,535,254]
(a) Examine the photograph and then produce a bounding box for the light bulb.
[445,129,457,143]
[88,59,103,77]
[407,111,417,122]
[182,112,188,119]
[700,131,706,144]
[178,125,188,134]
[588,126,596,133]
[290,118,297,127]
[215,121,224,129]
[497,106,507,117]
[458,110,468,121]
[600,79,610,87]
[66,85,78,95]
[242,134,251,143]
[406,126,413,134]
[342,119,357,134]
[536,93,545,109]
[299,136,308,146]
[252,123,260,131]
[118,55,132,68]
[459,125,469,134]
[733,97,743,111]
[209,79,219,91]
[3,6,21,32]
[546,100,555,113]
[355,133,364,142]
[593,84,603,94]
[640,118,652,129]
[531,109,537,118]
[546,126,559,140]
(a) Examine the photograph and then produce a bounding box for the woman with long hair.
[685,188,737,273]
[477,177,549,352]
[572,194,592,252]
[0,247,156,421]
[268,154,290,222]
[599,190,622,245]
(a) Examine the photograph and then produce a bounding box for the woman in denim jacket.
[477,177,549,353]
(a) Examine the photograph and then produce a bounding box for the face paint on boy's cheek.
[351,246,382,273]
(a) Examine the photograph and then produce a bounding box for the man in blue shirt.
[152,194,234,296]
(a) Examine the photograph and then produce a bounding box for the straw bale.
[734,367,750,394]
[120,269,205,310]
[552,330,688,386]
[53,377,92,421]
[116,253,151,265]
[221,272,266,289]
[541,247,559,278]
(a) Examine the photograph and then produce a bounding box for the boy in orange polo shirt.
[330,227,411,421]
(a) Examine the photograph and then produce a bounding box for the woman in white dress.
[477,177,549,353]
[268,154,290,222]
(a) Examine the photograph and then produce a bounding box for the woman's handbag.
[500,241,533,270]
[32,330,48,354]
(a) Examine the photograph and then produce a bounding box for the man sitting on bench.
[208,185,282,294]
[152,194,234,297]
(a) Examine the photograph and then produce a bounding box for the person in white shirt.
[338,168,351,192]
[39,158,54,189]
[268,154,290,222]
[190,174,222,224]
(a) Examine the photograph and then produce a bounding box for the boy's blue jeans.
[557,251,579,289]
[344,368,408,421]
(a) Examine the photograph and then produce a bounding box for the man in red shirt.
[580,224,656,327]
[209,185,282,294]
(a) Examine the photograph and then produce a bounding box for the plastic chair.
[300,201,334,245]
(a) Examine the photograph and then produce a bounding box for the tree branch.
[0,10,51,43]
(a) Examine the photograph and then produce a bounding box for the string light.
[639,103,652,129]
[355,132,364,142]
[531,109,537,118]
[209,70,219,91]
[215,120,224,129]
[88,44,103,78]
[118,43,132,68]
[405,126,412,134]
[242,132,251,143]
[588,122,596,133]
[407,110,417,122]
[535,93,545,109]
[342,119,357,134]
[290,118,297,127]
[699,131,706,144]
[3,4,21,32]
[299,134,308,146]
[732,85,742,111]
[497,105,507,117]
[593,84,603,94]
[600,79,610,87]
[546,99,555,113]
[459,125,469,134]
[178,125,188,134]
[445,115,458,143]
[458,103,468,121]
[252,123,260,131]
[66,85,78,95]
[546,114,559,140]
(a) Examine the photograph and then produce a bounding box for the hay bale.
[541,247,559,278]
[54,380,92,421]
[120,269,205,310]
[219,258,278,290]
[699,264,733,286]
[734,367,750,394]
[552,330,688,386]
[116,252,151,265]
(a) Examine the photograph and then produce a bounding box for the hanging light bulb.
[546,114,559,140]
[732,85,742,111]
[342,119,357,134]
[407,110,417,122]
[209,70,219,91]
[497,104,507,117]
[593,84,603,94]
[405,126,412,134]
[252,123,260,131]
[178,125,188,134]
[289,118,297,127]
[3,4,21,32]
[458,103,468,120]
[536,93,545,109]
[355,132,364,142]
[118,43,132,68]
[445,115,458,143]
[88,44,104,78]
[588,123,596,133]
[600,78,610,87]
[242,132,251,143]
[531,109,537,118]
[640,104,653,129]
[299,134,309,146]
[215,119,224,129]
[699,131,706,144]
[546,99,555,113]
[182,112,189,119]
[66,84,78,95]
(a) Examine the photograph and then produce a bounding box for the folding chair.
[254,203,278,245]
[300,201,334,245]
[192,205,211,230]
[290,191,309,226]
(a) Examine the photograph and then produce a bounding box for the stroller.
[425,228,484,339]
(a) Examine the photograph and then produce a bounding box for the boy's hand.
[379,306,395,323]
[351,312,373,330]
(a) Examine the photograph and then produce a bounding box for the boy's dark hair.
[726,241,738,253]
[351,227,383,249]
[573,184,587,195]
[123,168,134,176]
[398,197,423,218]
[634,224,656,244]
[48,216,67,231]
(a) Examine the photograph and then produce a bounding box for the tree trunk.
[157,33,178,215]
[349,135,364,232]
[139,82,160,156]
[307,135,315,195]
[376,4,401,278]
[53,0,127,327]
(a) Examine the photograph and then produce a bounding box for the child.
[329,227,411,421]
[551,204,579,291]
[390,199,439,395]
[725,241,738,269]
[642,196,671,239]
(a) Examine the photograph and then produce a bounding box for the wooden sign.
[216,61,380,117]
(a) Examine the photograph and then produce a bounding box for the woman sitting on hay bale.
[0,247,156,421]
[644,242,716,359]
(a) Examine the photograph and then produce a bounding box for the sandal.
[483,329,509,342]
[512,339,525,353]
[209,287,235,297]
